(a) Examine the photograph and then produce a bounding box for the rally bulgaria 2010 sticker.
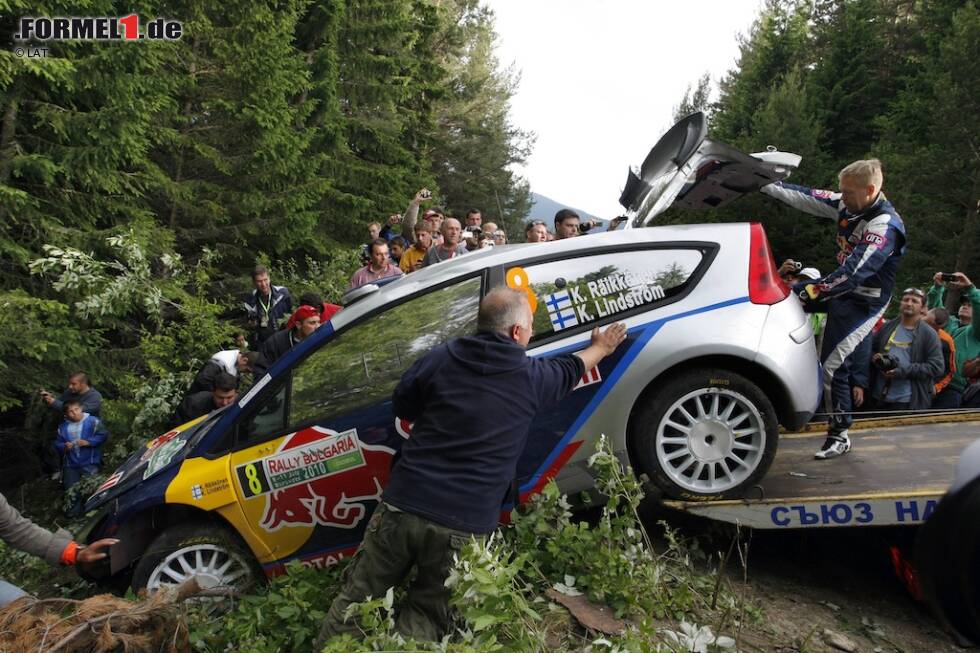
[236,429,365,499]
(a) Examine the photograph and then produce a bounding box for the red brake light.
[748,223,790,305]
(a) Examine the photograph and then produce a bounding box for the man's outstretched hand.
[77,538,119,565]
[576,322,628,371]
[590,323,627,355]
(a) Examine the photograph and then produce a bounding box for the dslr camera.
[872,353,899,372]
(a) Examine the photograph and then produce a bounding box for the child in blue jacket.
[54,400,108,515]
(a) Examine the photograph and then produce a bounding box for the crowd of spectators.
[779,261,980,415]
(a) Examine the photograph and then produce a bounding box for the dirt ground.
[724,528,966,653]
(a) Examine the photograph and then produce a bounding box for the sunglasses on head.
[902,288,925,299]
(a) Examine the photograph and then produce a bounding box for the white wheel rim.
[146,543,252,592]
[655,387,766,494]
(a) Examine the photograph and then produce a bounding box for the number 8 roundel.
[505,266,537,313]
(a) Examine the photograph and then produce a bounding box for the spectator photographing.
[244,266,292,347]
[761,158,907,459]
[349,239,404,290]
[554,209,597,239]
[934,272,980,408]
[55,400,108,516]
[867,288,943,414]
[316,288,627,643]
[175,372,239,426]
[39,371,102,418]
[422,218,467,266]
[928,272,974,333]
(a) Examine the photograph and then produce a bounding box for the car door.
[501,244,713,502]
[226,274,484,571]
[618,111,801,225]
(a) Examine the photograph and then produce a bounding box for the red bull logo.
[253,427,395,533]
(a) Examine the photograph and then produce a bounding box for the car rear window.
[516,248,703,343]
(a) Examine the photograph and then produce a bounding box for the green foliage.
[188,559,341,653]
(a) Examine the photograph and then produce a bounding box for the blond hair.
[838,158,883,189]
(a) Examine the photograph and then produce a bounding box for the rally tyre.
[131,522,262,594]
[631,367,779,500]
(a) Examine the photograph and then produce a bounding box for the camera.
[793,261,804,272]
[578,222,592,234]
[940,273,957,282]
[419,189,432,199]
[873,353,898,372]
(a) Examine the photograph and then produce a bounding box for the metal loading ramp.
[661,415,980,529]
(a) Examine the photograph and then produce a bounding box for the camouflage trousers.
[317,502,479,643]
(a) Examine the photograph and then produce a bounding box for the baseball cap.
[798,267,821,281]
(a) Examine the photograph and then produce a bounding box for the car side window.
[287,276,482,428]
[516,249,703,343]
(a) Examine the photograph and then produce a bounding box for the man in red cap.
[253,305,321,377]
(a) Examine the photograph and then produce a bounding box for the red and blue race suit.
[762,182,907,435]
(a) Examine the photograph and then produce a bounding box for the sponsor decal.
[92,471,123,496]
[191,478,229,501]
[811,189,833,199]
[140,429,180,463]
[143,438,186,479]
[573,367,602,391]
[862,232,886,247]
[238,427,395,533]
[237,429,365,500]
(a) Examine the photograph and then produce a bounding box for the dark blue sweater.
[384,331,584,533]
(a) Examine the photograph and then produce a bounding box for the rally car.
[80,113,820,591]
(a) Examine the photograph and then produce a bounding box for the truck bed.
[662,418,980,529]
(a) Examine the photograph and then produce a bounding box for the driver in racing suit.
[761,158,906,459]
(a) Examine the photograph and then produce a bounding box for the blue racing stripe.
[521,295,751,492]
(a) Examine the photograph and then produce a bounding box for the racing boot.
[814,431,851,460]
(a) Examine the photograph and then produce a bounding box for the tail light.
[748,223,789,304]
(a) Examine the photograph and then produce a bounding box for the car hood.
[619,112,801,225]
[83,413,219,511]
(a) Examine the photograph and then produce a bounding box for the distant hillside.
[528,192,603,224]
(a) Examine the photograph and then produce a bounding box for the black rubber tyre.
[630,367,779,500]
[131,521,263,594]
[916,477,980,644]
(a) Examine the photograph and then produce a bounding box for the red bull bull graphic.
[235,426,395,533]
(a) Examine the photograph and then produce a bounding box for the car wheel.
[916,477,980,644]
[131,522,262,594]
[631,367,779,500]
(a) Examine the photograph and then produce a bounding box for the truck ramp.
[662,417,980,529]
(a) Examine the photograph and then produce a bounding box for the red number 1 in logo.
[120,14,139,40]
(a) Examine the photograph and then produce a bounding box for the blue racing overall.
[762,182,907,436]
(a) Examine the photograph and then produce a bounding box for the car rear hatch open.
[619,112,802,225]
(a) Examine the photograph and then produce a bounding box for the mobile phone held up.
[941,273,958,282]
